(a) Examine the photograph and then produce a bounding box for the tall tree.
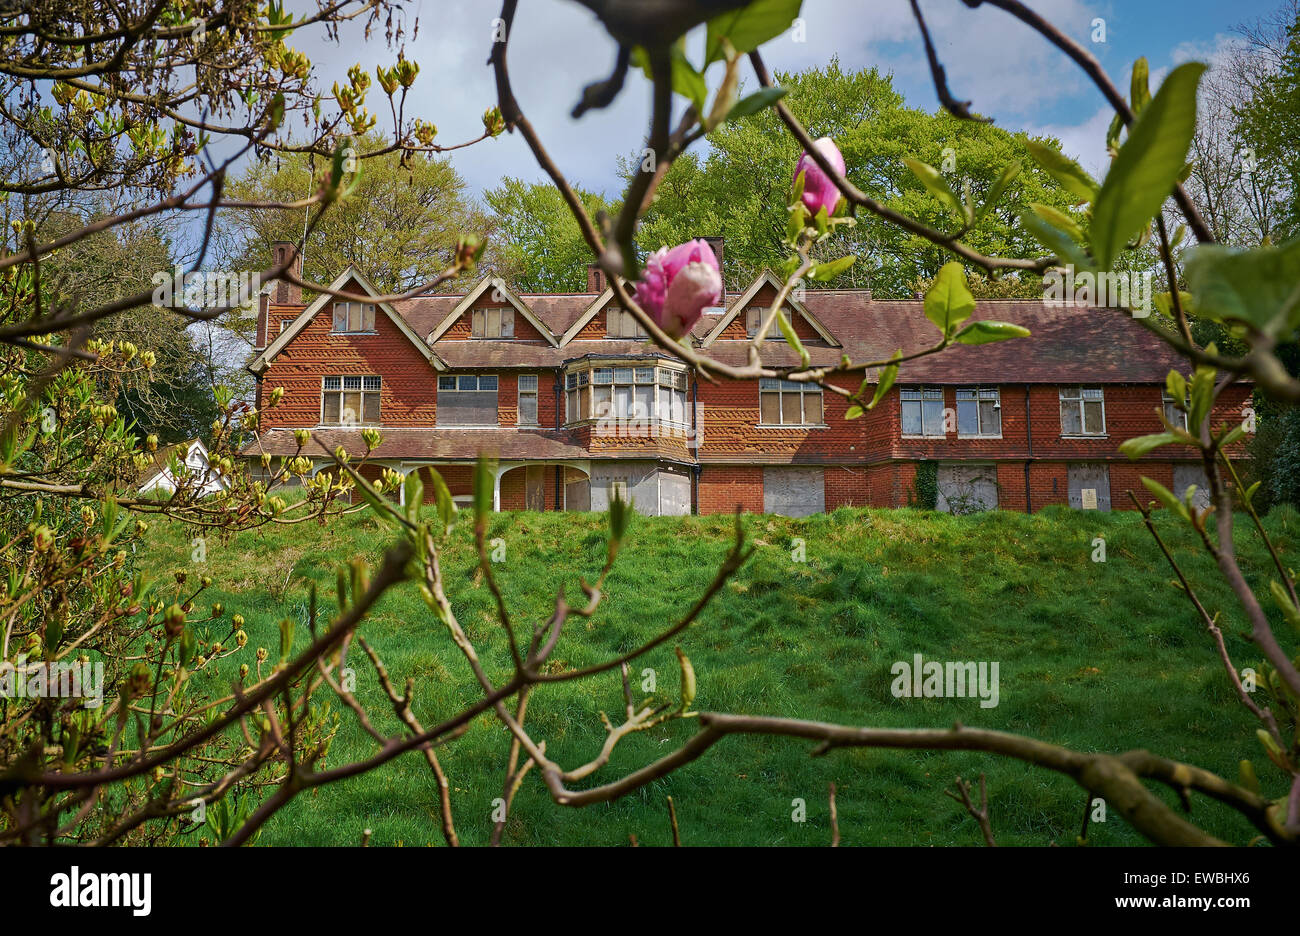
[482,178,616,291]
[219,131,488,294]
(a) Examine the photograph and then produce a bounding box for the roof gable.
[249,266,443,373]
[427,275,559,346]
[700,270,839,347]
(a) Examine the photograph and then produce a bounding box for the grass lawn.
[138,502,1297,846]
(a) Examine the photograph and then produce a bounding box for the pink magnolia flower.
[793,136,846,217]
[634,238,722,339]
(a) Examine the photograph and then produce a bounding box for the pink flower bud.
[633,239,722,339]
[794,136,846,217]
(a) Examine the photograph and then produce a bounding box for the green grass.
[138,504,1297,846]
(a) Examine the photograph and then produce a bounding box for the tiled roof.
[245,428,588,461]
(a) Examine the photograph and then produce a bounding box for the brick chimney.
[270,240,302,305]
[701,235,725,290]
[586,262,605,293]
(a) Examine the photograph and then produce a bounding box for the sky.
[292,0,1281,199]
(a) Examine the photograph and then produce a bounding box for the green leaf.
[775,309,810,367]
[924,261,976,336]
[1119,432,1182,459]
[952,320,1031,344]
[1020,208,1092,270]
[977,160,1021,222]
[1188,363,1215,432]
[403,470,424,524]
[608,488,630,542]
[1090,62,1205,270]
[1024,140,1099,203]
[473,455,495,523]
[1269,580,1300,631]
[426,467,457,530]
[1130,57,1151,114]
[867,350,902,410]
[808,255,856,281]
[902,158,966,223]
[1141,476,1191,521]
[632,43,707,114]
[705,0,803,65]
[1165,370,1187,412]
[726,86,788,122]
[844,405,864,420]
[1029,203,1084,243]
[675,646,697,713]
[1183,236,1300,339]
[277,616,295,663]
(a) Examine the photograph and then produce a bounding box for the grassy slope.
[139,504,1296,846]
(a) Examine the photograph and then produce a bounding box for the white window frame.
[1060,386,1107,437]
[956,387,1002,438]
[332,302,376,334]
[321,375,381,426]
[900,387,946,438]
[563,364,687,425]
[606,308,647,339]
[758,379,825,427]
[1162,390,1189,430]
[518,374,539,427]
[471,306,514,339]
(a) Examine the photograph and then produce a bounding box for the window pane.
[363,376,381,390]
[761,391,781,425]
[781,391,801,424]
[674,389,686,424]
[613,385,631,416]
[593,368,612,384]
[566,372,578,390]
[1084,400,1104,434]
[458,375,477,390]
[579,386,590,419]
[519,374,538,392]
[759,378,780,391]
[333,304,347,331]
[471,309,483,338]
[323,394,340,423]
[438,376,455,390]
[634,367,654,384]
[900,389,921,401]
[593,386,612,418]
[566,389,577,421]
[519,394,538,425]
[981,399,1000,435]
[500,308,514,337]
[957,399,978,436]
[633,385,653,418]
[613,367,633,384]
[363,305,375,331]
[324,376,341,390]
[343,376,361,390]
[803,392,822,425]
[363,392,380,424]
[342,392,362,424]
[901,401,922,435]
[1060,386,1081,400]
[479,375,498,391]
[923,399,945,436]
[1061,400,1083,434]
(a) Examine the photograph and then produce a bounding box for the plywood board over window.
[763,467,825,517]
[471,306,514,338]
[1067,463,1111,511]
[937,463,998,514]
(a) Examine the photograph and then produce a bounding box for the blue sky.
[295,0,1282,197]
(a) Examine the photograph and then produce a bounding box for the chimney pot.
[270,240,302,305]
[701,235,725,290]
[586,262,605,294]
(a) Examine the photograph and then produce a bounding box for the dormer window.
[471,307,514,338]
[332,302,376,333]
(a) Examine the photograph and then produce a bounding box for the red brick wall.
[698,465,764,514]
[261,302,437,428]
[697,373,865,462]
[825,465,869,508]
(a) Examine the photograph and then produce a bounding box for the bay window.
[564,364,687,424]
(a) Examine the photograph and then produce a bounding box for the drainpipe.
[691,374,701,514]
[1023,384,1034,515]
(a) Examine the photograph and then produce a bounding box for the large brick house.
[243,239,1248,516]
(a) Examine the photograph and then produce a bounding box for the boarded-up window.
[332,302,376,333]
[606,307,647,339]
[437,374,498,425]
[322,375,380,425]
[937,464,998,514]
[518,374,538,426]
[763,467,825,517]
[759,379,823,426]
[471,307,514,338]
[1173,464,1210,509]
[1067,463,1111,511]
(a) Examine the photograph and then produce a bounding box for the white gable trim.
[558,286,614,345]
[248,266,444,373]
[427,275,559,347]
[700,269,839,347]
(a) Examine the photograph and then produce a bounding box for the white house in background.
[137,438,227,497]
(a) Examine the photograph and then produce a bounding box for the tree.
[626,59,1079,296]
[483,178,616,291]
[220,131,488,295]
